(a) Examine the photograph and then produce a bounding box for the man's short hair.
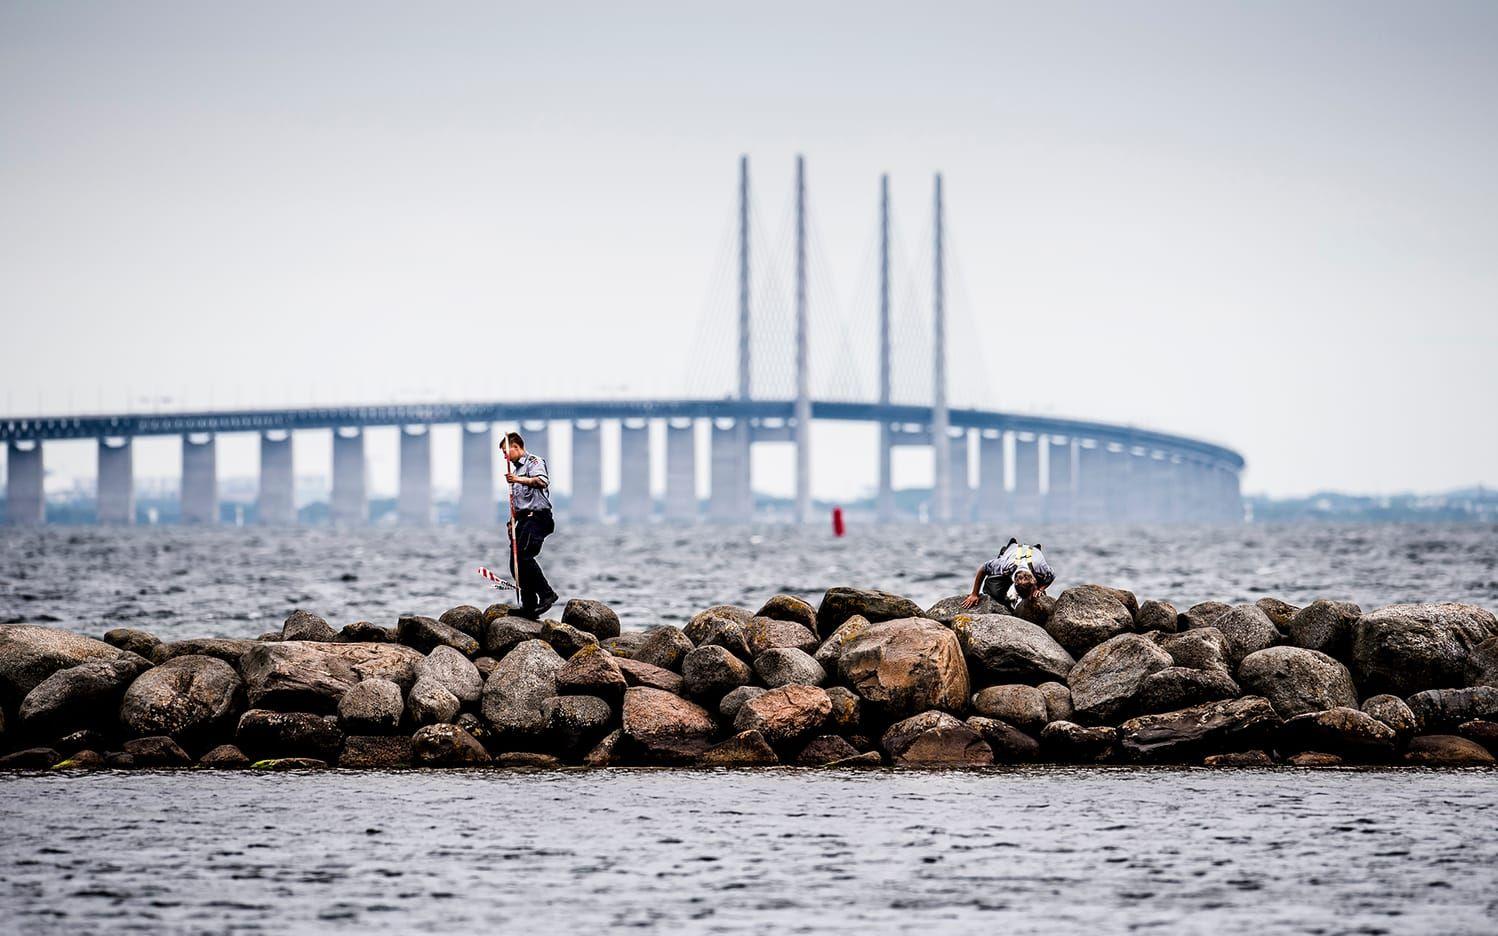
[504,431,525,449]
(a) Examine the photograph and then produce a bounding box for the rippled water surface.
[2,524,1497,934]
[2,523,1496,639]
[2,769,1495,934]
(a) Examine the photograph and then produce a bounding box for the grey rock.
[281,609,336,642]
[119,655,243,745]
[0,624,130,708]
[152,638,255,666]
[481,639,563,739]
[718,685,767,722]
[1118,696,1281,762]
[684,605,754,646]
[755,594,817,630]
[1136,600,1178,634]
[699,618,753,662]
[815,587,925,639]
[240,642,423,713]
[753,647,825,688]
[813,614,871,669]
[1237,646,1357,718]
[236,709,343,761]
[1037,681,1074,723]
[616,656,685,695]
[1151,627,1232,673]
[411,723,491,766]
[1405,686,1498,732]
[483,615,544,658]
[542,694,613,751]
[633,626,694,672]
[1361,693,1418,741]
[743,617,820,657]
[1467,637,1498,688]
[541,620,599,658]
[17,654,152,739]
[965,716,1040,762]
[1178,600,1231,631]
[335,621,392,643]
[396,614,480,657]
[1278,707,1398,761]
[406,676,461,726]
[418,645,483,705]
[103,628,162,659]
[1012,592,1057,628]
[925,593,1002,624]
[881,710,993,767]
[952,613,1076,684]
[1067,634,1173,723]
[438,605,485,640]
[824,685,862,733]
[1351,603,1498,696]
[1209,605,1281,667]
[1045,585,1137,656]
[1255,597,1300,629]
[1039,720,1118,762]
[1286,600,1361,658]
[681,645,753,700]
[561,599,621,640]
[1132,666,1241,716]
[336,678,404,734]
[970,684,1048,734]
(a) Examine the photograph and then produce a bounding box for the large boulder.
[970,684,1048,734]
[119,655,244,746]
[681,645,753,700]
[1361,694,1418,742]
[555,644,627,701]
[1118,696,1281,762]
[542,695,613,751]
[1237,646,1358,718]
[481,640,563,739]
[406,677,461,726]
[1278,707,1397,761]
[0,624,130,709]
[1286,600,1361,658]
[732,684,832,746]
[1067,634,1173,724]
[561,599,621,640]
[1405,687,1498,732]
[698,730,779,767]
[438,605,485,640]
[965,716,1041,762]
[1150,628,1232,673]
[411,723,492,767]
[198,744,251,769]
[336,678,404,734]
[1403,734,1496,766]
[281,610,336,642]
[240,642,424,713]
[1045,585,1136,656]
[744,617,820,657]
[880,710,993,767]
[926,594,1002,624]
[1207,605,1281,667]
[815,587,925,639]
[1131,667,1241,716]
[753,648,825,688]
[235,709,343,761]
[17,654,152,739]
[756,595,817,630]
[483,616,544,658]
[952,614,1075,684]
[837,617,969,718]
[417,645,483,705]
[633,626,695,672]
[620,686,717,763]
[152,638,255,666]
[396,615,480,657]
[1351,603,1498,696]
[103,628,162,659]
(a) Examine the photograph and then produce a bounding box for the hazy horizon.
[4,1,1496,500]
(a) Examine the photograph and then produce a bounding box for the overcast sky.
[3,1,1495,499]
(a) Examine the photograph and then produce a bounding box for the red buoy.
[832,506,846,537]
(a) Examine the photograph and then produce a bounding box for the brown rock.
[681,645,753,700]
[621,686,717,762]
[813,614,871,668]
[1178,601,1231,631]
[1040,720,1118,763]
[1204,750,1273,767]
[633,626,694,671]
[583,729,624,767]
[240,641,423,712]
[198,744,251,768]
[411,723,492,766]
[970,684,1048,734]
[1456,719,1498,752]
[122,735,193,767]
[796,734,861,766]
[1012,592,1057,628]
[396,615,480,657]
[561,599,621,640]
[1136,600,1178,634]
[0,624,133,708]
[494,752,562,768]
[338,735,412,768]
[744,617,820,657]
[756,594,817,630]
[964,716,1040,762]
[826,750,884,767]
[152,638,255,666]
[1286,600,1361,659]
[281,609,336,642]
[733,684,832,746]
[1288,752,1344,767]
[880,710,993,767]
[540,620,599,658]
[698,730,779,766]
[556,644,627,701]
[838,617,970,718]
[1255,597,1300,629]
[250,757,328,770]
[1118,697,1281,762]
[616,656,685,695]
[1278,707,1397,761]
[1361,694,1418,742]
[103,628,162,659]
[119,655,244,745]
[236,709,343,761]
[0,747,61,770]
[438,605,486,639]
[1403,734,1496,766]
[815,587,925,638]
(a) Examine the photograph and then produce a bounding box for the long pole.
[794,154,811,525]
[877,174,893,522]
[932,173,951,522]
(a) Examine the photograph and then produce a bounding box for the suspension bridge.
[0,156,1244,527]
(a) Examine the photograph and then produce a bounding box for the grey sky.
[3,1,1496,499]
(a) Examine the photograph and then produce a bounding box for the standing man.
[504,431,559,619]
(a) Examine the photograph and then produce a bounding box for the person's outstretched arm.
[961,566,988,608]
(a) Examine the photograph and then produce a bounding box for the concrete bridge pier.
[1097,444,1129,523]
[664,419,697,521]
[876,422,895,523]
[520,421,549,459]
[6,441,45,526]
[947,429,972,521]
[618,420,651,523]
[331,428,367,527]
[569,422,603,523]
[1074,441,1106,524]
[977,430,1005,521]
[1012,433,1041,524]
[97,437,134,525]
[397,427,431,526]
[710,419,748,522]
[1046,436,1074,524]
[459,424,494,527]
[258,431,295,526]
[181,433,218,525]
[1217,464,1242,523]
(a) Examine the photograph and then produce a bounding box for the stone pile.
[2,587,1496,770]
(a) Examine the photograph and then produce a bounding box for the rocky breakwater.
[2,588,1497,771]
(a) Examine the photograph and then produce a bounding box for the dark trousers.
[510,509,556,611]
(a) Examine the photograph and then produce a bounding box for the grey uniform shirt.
[509,453,552,511]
